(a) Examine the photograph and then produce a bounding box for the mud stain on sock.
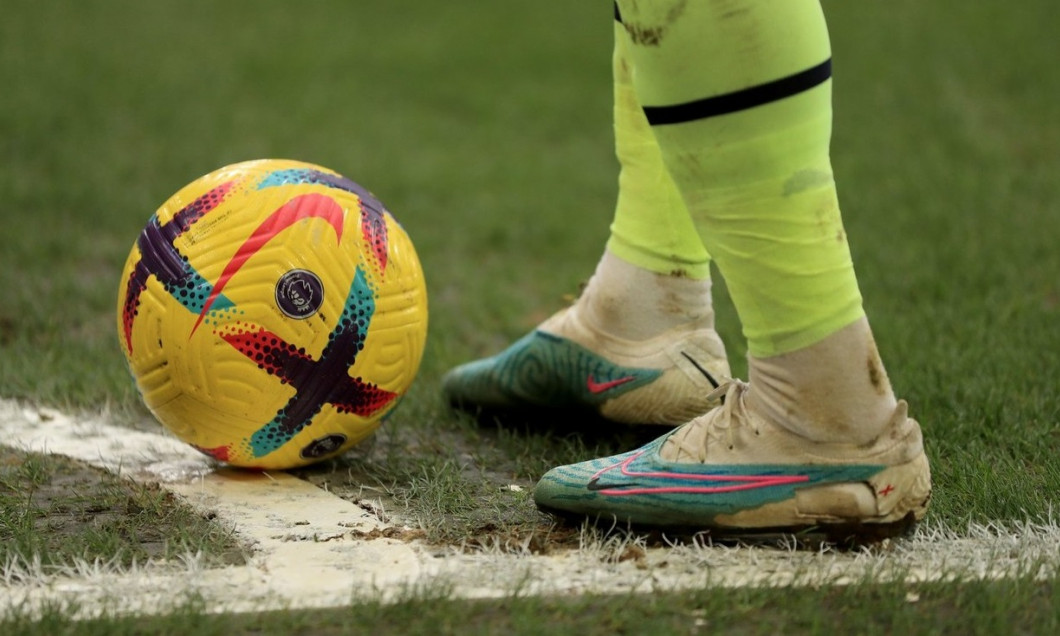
[621,0,688,46]
[866,343,888,396]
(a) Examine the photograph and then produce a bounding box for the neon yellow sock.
[615,0,864,357]
[606,20,712,280]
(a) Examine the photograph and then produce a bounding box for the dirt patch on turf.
[292,408,721,554]
[0,448,246,569]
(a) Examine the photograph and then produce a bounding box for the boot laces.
[668,380,758,463]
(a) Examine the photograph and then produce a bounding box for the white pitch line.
[0,399,1057,620]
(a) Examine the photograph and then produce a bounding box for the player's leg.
[441,16,731,426]
[534,0,930,537]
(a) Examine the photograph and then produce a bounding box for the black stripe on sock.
[642,58,832,126]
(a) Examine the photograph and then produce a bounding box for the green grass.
[2,578,1058,635]
[1,0,1058,630]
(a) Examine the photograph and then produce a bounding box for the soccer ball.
[117,159,428,469]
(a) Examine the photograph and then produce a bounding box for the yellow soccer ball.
[117,159,427,469]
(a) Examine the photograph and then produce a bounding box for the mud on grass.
[295,407,705,554]
[0,448,246,571]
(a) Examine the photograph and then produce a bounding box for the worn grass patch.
[0,448,245,577]
[296,406,670,549]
